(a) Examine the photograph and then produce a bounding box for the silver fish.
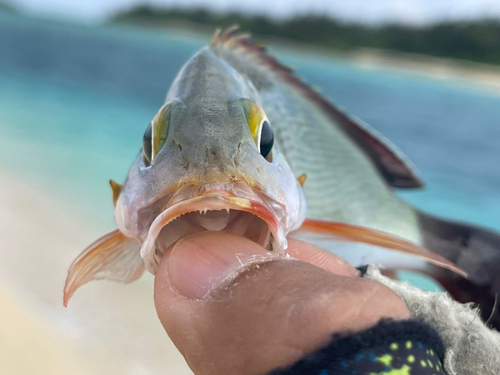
[65,28,499,317]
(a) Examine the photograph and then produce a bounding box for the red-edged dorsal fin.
[211,27,424,189]
[63,230,144,306]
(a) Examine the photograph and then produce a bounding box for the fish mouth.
[140,183,287,274]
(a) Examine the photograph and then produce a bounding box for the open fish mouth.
[140,182,287,274]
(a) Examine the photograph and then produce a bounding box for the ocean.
[1,11,500,290]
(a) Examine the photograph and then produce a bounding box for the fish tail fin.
[63,230,145,307]
[417,211,500,328]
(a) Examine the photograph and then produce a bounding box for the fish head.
[115,48,306,273]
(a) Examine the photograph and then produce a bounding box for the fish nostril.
[233,141,243,167]
[177,143,183,152]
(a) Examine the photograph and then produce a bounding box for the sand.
[339,47,500,94]
[0,171,193,375]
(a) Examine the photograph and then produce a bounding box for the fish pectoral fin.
[109,179,123,207]
[298,218,467,278]
[63,230,144,307]
[297,173,307,187]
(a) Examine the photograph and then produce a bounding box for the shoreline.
[113,19,500,95]
[340,47,500,94]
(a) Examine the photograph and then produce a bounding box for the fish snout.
[139,182,287,274]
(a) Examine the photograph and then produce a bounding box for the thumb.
[154,232,409,375]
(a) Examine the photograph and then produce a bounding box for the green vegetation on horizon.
[112,5,500,66]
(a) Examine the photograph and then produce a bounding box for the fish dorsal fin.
[211,27,424,189]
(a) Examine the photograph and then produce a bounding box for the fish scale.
[278,101,420,242]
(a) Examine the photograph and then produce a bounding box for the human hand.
[154,232,410,375]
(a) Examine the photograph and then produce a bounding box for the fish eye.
[142,103,172,167]
[240,99,274,162]
[258,119,274,161]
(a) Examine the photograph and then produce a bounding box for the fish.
[64,28,500,327]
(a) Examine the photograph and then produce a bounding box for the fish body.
[65,29,500,327]
[228,49,421,243]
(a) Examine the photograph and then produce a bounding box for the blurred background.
[1,1,500,374]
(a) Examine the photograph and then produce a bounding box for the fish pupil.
[260,120,274,160]
[143,123,153,166]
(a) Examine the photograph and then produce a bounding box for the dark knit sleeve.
[268,319,445,375]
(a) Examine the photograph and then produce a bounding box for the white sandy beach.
[0,171,193,375]
[266,39,500,96]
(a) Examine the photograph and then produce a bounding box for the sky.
[9,0,500,25]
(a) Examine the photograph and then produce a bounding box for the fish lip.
[140,183,287,274]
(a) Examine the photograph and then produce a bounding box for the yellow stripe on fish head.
[143,103,172,165]
[241,99,273,162]
[241,99,266,145]
[152,103,172,163]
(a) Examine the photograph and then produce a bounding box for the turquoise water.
[1,12,500,280]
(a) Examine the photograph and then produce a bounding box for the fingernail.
[169,232,271,299]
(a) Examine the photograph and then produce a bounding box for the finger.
[286,238,359,276]
[154,232,410,375]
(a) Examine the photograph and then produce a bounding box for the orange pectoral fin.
[299,218,467,278]
[109,180,123,207]
[63,230,145,307]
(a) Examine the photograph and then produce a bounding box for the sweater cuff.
[268,319,445,375]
